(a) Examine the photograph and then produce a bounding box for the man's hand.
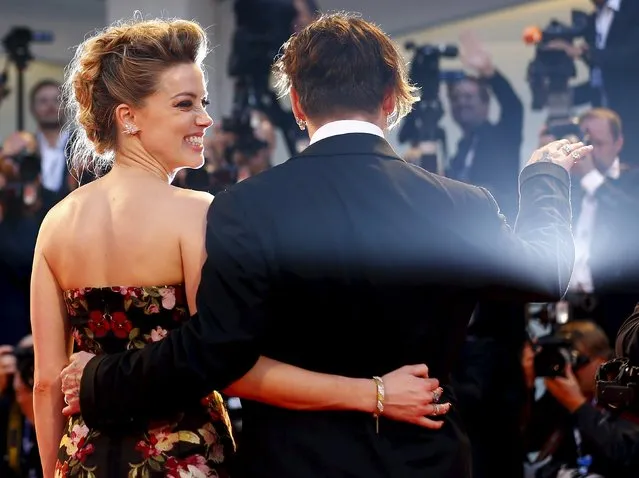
[459,30,495,77]
[381,364,450,429]
[60,351,95,416]
[544,364,587,413]
[526,139,593,172]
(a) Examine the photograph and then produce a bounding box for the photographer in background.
[0,132,43,345]
[524,321,638,478]
[446,30,523,223]
[0,335,41,478]
[568,109,639,343]
[28,80,76,212]
[539,108,639,343]
[545,0,639,166]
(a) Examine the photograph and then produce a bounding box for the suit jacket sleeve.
[488,70,523,141]
[79,189,270,430]
[471,162,574,302]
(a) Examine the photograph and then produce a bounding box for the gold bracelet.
[372,376,385,434]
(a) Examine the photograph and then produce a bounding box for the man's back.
[227,133,573,477]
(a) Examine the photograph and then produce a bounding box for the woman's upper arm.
[30,220,70,386]
[179,192,214,314]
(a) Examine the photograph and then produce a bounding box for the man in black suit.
[563,108,639,342]
[60,13,584,478]
[446,31,524,223]
[28,80,75,213]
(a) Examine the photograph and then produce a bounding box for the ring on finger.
[571,151,581,160]
[561,144,572,155]
[433,403,440,415]
[432,387,443,402]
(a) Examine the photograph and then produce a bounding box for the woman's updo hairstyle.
[63,17,208,176]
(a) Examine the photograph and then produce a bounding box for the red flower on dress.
[165,454,212,478]
[55,460,69,477]
[111,312,133,339]
[87,311,110,338]
[135,436,161,459]
[75,441,95,463]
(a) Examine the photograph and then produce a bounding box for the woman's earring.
[123,123,139,135]
[296,118,306,131]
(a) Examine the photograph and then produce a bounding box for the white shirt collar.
[309,120,384,145]
[606,0,621,12]
[608,157,620,179]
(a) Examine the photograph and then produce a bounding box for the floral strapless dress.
[55,285,235,478]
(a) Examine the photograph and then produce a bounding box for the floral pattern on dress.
[56,285,234,477]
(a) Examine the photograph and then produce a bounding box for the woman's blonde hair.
[63,17,208,177]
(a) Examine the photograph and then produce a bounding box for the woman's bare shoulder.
[36,185,90,245]
[170,186,213,210]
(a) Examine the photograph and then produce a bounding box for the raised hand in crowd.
[459,30,495,77]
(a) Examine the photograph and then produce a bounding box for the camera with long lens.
[596,357,639,414]
[398,42,464,173]
[526,301,571,328]
[533,333,591,378]
[525,10,589,137]
[545,118,585,143]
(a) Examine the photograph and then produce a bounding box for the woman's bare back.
[39,168,213,301]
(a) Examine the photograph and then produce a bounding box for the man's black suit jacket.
[78,133,574,478]
[447,71,524,222]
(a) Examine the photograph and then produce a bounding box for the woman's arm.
[224,358,446,428]
[30,219,71,476]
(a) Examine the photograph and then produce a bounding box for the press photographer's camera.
[402,42,462,105]
[596,358,639,413]
[534,333,591,378]
[525,10,588,115]
[398,42,463,172]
